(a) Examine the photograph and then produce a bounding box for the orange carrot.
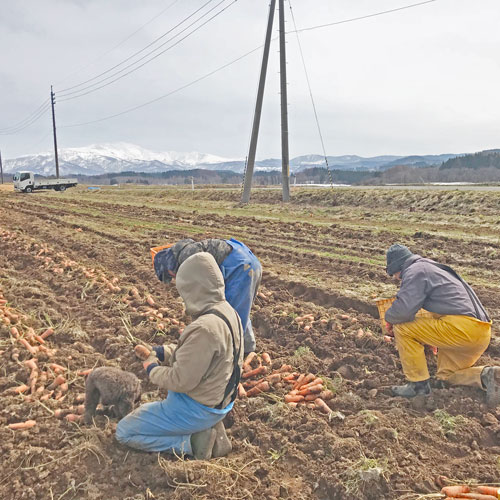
[277,364,293,373]
[146,296,155,307]
[261,352,271,365]
[75,393,86,403]
[40,391,54,401]
[242,365,268,379]
[243,352,257,370]
[40,327,54,340]
[134,345,150,360]
[285,394,305,403]
[300,377,324,390]
[314,398,331,414]
[49,363,66,373]
[65,413,82,423]
[477,487,500,496]
[287,402,298,408]
[304,394,318,402]
[59,382,69,393]
[319,390,334,401]
[458,494,498,500]
[266,373,281,385]
[11,384,30,394]
[298,384,324,396]
[246,381,270,397]
[238,383,247,398]
[441,486,471,497]
[295,373,316,389]
[10,326,20,338]
[8,420,36,430]
[19,338,37,355]
[77,368,92,376]
[24,359,38,371]
[283,372,299,381]
[292,374,305,389]
[34,335,45,345]
[48,375,66,390]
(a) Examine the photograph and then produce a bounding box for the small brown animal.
[84,367,141,424]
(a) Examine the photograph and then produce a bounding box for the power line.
[289,0,439,34]
[54,0,181,87]
[0,102,51,136]
[61,43,265,128]
[56,0,221,96]
[58,0,236,102]
[0,98,50,134]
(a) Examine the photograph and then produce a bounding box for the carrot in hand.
[8,420,36,430]
[134,345,150,360]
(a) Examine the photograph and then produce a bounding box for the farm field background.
[1,184,500,500]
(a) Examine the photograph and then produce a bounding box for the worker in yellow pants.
[394,314,491,387]
[384,244,499,406]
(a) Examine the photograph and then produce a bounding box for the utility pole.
[50,86,60,178]
[0,150,3,184]
[278,0,290,201]
[241,0,276,204]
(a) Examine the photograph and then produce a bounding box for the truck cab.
[13,171,35,192]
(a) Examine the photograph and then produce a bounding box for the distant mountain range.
[4,142,460,176]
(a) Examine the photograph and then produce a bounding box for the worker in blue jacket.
[385,244,498,406]
[153,238,261,355]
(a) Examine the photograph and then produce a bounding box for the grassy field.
[1,184,499,499]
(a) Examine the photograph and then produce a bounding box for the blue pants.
[116,391,232,454]
[221,239,262,354]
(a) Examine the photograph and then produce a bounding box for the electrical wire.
[57,0,236,102]
[288,0,334,188]
[56,0,220,95]
[0,102,51,136]
[0,98,50,134]
[289,0,439,34]
[60,43,266,128]
[54,0,181,87]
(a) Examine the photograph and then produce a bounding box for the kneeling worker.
[153,238,261,355]
[116,252,243,459]
[385,244,499,406]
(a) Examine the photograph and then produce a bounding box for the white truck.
[13,171,78,193]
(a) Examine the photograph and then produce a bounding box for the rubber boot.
[481,366,500,407]
[392,379,431,398]
[190,427,216,460]
[212,421,232,458]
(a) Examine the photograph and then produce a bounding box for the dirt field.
[1,184,499,500]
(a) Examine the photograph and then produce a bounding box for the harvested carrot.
[285,394,305,403]
[277,364,293,373]
[304,394,318,401]
[49,363,66,373]
[134,345,150,360]
[261,352,271,365]
[298,384,324,396]
[40,327,54,340]
[238,383,247,398]
[8,420,36,430]
[441,486,471,497]
[287,402,298,408]
[24,359,38,371]
[146,296,155,307]
[65,414,82,423]
[77,368,92,376]
[266,373,281,385]
[283,373,299,381]
[19,338,37,355]
[34,335,45,345]
[10,326,20,338]
[477,487,500,496]
[293,374,305,389]
[48,375,66,390]
[59,382,69,393]
[314,398,331,414]
[242,365,268,379]
[300,377,323,390]
[11,384,30,394]
[319,390,334,401]
[246,381,270,397]
[459,494,498,500]
[243,352,257,370]
[40,391,54,401]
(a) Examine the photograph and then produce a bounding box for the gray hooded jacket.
[385,255,490,324]
[149,252,243,408]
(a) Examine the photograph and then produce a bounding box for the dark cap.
[386,244,413,276]
[153,247,178,283]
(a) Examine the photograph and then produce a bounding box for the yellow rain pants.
[393,314,491,388]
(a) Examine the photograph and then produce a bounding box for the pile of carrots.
[237,352,334,414]
[441,484,500,499]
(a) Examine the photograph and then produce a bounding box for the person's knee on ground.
[212,421,232,458]
[190,427,216,460]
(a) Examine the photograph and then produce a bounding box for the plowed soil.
[1,184,499,500]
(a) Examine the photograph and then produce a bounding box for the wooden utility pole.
[241,0,276,204]
[50,86,60,178]
[0,150,3,184]
[278,0,290,201]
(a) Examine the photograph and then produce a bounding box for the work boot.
[481,366,500,407]
[392,379,431,398]
[212,421,232,458]
[190,427,216,460]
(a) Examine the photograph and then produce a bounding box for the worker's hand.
[385,322,394,336]
[143,353,158,371]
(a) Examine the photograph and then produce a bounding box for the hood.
[175,252,226,318]
[401,254,423,276]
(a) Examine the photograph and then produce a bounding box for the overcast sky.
[1,0,499,160]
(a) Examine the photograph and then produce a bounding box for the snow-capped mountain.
[3,142,459,176]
